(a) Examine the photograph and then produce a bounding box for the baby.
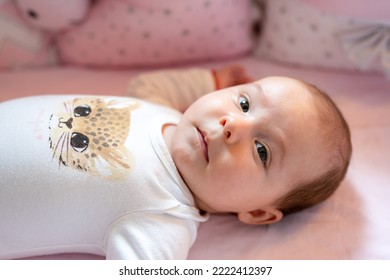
[0,66,351,260]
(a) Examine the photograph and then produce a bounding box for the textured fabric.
[127,68,215,112]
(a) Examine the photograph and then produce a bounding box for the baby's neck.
[162,123,177,156]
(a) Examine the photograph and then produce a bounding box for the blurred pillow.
[56,0,254,68]
[300,0,390,20]
[0,0,56,70]
[255,0,390,75]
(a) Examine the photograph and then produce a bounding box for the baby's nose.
[219,115,250,144]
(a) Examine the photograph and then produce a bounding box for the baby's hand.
[214,65,253,89]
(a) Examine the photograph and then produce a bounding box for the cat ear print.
[105,98,140,110]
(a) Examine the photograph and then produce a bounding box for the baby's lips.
[197,128,209,162]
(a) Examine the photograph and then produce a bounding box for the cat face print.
[49,97,139,180]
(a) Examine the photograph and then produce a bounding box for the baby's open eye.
[239,96,250,112]
[255,141,268,165]
[70,132,89,153]
[74,105,91,117]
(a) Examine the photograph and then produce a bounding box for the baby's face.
[171,77,332,217]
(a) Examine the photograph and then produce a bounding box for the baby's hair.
[274,82,352,216]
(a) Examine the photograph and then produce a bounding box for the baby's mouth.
[197,128,209,162]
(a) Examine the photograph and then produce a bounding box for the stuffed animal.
[0,0,91,70]
[14,0,91,32]
[0,0,54,70]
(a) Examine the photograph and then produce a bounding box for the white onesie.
[0,68,215,259]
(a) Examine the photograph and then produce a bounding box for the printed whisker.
[64,101,72,115]
[58,132,68,167]
[52,132,65,161]
[66,132,70,166]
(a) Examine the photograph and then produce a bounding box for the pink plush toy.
[0,0,91,70]
[14,0,91,32]
[0,0,53,70]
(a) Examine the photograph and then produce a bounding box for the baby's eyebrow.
[250,82,263,93]
[248,82,267,106]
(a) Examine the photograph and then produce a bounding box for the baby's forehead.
[249,78,315,107]
[253,76,309,94]
[256,76,304,85]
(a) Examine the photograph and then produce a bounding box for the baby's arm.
[213,65,252,90]
[126,65,251,112]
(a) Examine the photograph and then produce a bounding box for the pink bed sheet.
[1,56,390,259]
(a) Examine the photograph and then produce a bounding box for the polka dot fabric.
[255,0,390,74]
[57,0,254,67]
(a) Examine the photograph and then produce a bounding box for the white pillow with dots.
[255,0,390,75]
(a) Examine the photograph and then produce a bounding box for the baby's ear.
[237,208,283,225]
